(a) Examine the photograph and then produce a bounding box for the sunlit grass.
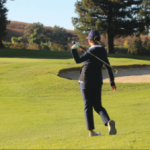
[0,53,150,149]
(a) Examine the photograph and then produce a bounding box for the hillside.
[5,21,150,47]
[6,21,29,42]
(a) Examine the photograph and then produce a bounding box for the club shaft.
[79,46,114,69]
[87,51,113,69]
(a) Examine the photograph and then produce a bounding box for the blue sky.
[5,0,78,30]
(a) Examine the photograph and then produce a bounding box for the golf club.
[72,41,118,74]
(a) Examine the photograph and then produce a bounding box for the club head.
[113,69,118,74]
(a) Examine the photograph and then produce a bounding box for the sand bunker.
[58,66,150,83]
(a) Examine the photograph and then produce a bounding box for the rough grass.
[0,51,150,149]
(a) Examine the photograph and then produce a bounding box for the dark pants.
[80,82,110,130]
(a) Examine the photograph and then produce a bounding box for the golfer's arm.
[104,58,115,86]
[71,49,91,63]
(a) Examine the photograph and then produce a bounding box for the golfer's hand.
[111,85,117,91]
[71,42,80,49]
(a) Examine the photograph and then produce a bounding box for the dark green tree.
[143,37,150,55]
[51,26,68,45]
[143,37,149,48]
[24,22,45,43]
[28,29,41,44]
[128,37,144,55]
[46,26,78,50]
[0,0,10,48]
[139,0,150,35]
[72,0,146,53]
[24,23,77,49]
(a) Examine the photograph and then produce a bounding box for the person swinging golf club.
[71,30,117,137]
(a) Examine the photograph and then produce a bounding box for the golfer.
[71,30,117,137]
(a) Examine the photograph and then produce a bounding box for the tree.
[72,0,146,53]
[50,26,68,45]
[139,0,150,35]
[143,37,150,55]
[143,37,149,48]
[11,37,24,44]
[24,22,45,43]
[40,42,50,50]
[24,22,77,51]
[51,26,77,45]
[128,37,144,55]
[123,40,129,47]
[45,26,78,50]
[28,29,41,44]
[146,40,150,55]
[0,0,10,48]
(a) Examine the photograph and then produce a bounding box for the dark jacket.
[71,45,115,86]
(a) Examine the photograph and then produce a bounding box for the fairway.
[0,52,150,149]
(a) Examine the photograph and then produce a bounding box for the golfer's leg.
[92,84,110,126]
[80,83,94,130]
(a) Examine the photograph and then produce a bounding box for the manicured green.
[0,50,150,149]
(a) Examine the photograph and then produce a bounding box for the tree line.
[22,22,77,50]
[6,22,78,51]
[11,23,78,51]
[128,37,150,55]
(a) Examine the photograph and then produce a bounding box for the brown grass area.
[5,21,30,42]
[4,21,150,46]
[7,21,29,29]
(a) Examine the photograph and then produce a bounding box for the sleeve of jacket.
[104,52,115,86]
[71,49,91,63]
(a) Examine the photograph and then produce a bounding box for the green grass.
[0,49,150,149]
[0,49,74,59]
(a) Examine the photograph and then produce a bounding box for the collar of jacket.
[89,45,102,49]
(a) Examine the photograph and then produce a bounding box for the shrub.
[9,43,26,49]
[28,43,40,50]
[123,40,129,47]
[146,40,150,51]
[142,37,150,55]
[144,40,150,55]
[143,37,148,48]
[115,47,128,54]
[11,37,24,44]
[40,43,50,50]
[2,41,12,48]
[128,37,145,55]
[50,44,68,51]
[114,43,118,47]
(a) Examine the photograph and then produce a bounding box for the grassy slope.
[0,49,150,149]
